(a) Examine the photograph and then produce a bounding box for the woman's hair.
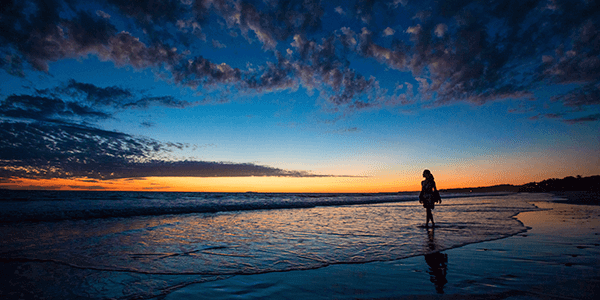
[423,169,434,180]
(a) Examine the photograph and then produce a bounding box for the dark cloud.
[234,1,279,49]
[362,6,531,105]
[101,32,182,69]
[551,82,600,109]
[544,113,565,119]
[68,185,107,190]
[0,2,118,73]
[0,80,199,139]
[108,160,321,179]
[0,94,111,122]
[263,0,324,40]
[38,79,198,110]
[288,34,382,111]
[326,70,376,107]
[121,96,198,109]
[0,1,179,74]
[100,0,324,50]
[172,56,242,89]
[57,79,133,107]
[327,126,361,135]
[140,121,155,128]
[0,121,332,180]
[61,10,118,56]
[0,121,150,179]
[0,0,324,97]
[538,19,600,85]
[212,39,227,49]
[563,113,600,124]
[1,0,599,120]
[203,0,325,50]
[96,10,111,19]
[330,0,600,118]
[106,0,182,24]
[244,52,296,93]
[104,0,205,46]
[105,0,183,36]
[349,0,394,24]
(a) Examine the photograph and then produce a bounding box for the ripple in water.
[0,193,546,299]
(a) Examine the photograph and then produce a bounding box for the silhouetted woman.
[419,169,441,227]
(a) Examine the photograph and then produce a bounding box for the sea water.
[0,191,548,299]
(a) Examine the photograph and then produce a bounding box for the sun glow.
[1,175,421,193]
[1,155,597,193]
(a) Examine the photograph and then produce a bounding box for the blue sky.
[0,0,598,191]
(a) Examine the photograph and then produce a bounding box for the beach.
[2,1,600,299]
[165,197,600,300]
[1,192,599,299]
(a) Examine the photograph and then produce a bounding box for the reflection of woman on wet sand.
[419,169,441,227]
[425,228,448,294]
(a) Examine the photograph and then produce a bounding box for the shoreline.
[164,197,600,300]
[2,193,598,299]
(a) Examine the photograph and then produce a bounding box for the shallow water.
[0,192,547,299]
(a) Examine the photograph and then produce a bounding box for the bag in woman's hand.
[433,190,442,203]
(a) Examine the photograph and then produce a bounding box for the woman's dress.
[420,179,437,209]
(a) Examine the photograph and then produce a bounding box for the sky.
[0,0,599,192]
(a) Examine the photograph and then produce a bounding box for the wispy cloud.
[383,27,395,36]
[51,80,198,110]
[552,83,600,109]
[0,80,199,124]
[212,39,227,49]
[0,95,111,122]
[0,121,335,180]
[563,113,600,124]
[0,77,342,180]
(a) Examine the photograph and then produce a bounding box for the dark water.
[0,191,545,299]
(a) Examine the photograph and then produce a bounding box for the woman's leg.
[426,208,432,226]
[426,208,434,226]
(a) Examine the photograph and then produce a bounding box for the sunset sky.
[1,0,599,192]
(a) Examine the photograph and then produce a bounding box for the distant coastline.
[439,175,600,205]
[440,184,521,194]
[439,175,600,193]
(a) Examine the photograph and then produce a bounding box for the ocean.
[0,190,549,299]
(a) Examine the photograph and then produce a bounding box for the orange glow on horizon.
[0,170,583,193]
[2,155,597,192]
[1,176,417,193]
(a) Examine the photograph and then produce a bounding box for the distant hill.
[441,184,521,194]
[439,175,600,194]
[518,175,600,192]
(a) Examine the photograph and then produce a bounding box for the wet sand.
[551,191,600,206]
[165,196,600,299]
